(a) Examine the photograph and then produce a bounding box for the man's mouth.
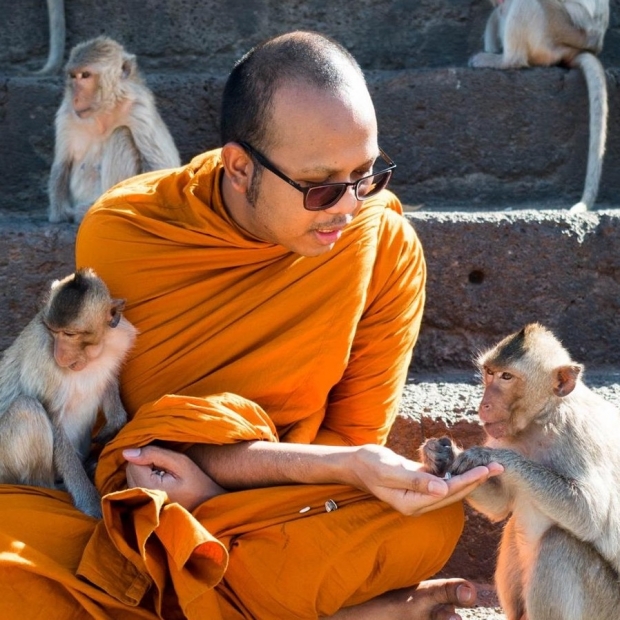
[314,226,344,244]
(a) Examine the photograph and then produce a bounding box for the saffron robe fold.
[0,149,464,619]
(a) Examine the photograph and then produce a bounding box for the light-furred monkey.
[471,0,609,211]
[421,323,620,620]
[0,269,137,518]
[48,36,181,224]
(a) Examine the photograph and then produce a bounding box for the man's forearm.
[186,440,359,490]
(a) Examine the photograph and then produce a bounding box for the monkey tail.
[35,0,66,75]
[569,52,608,212]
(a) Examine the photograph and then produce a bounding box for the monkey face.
[68,68,100,118]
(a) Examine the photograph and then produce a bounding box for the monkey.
[420,323,620,619]
[471,0,610,211]
[35,0,65,75]
[48,36,181,224]
[0,268,137,518]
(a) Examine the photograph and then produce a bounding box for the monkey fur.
[0,269,137,517]
[421,323,620,619]
[472,0,609,211]
[48,36,181,223]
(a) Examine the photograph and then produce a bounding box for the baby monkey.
[0,269,137,517]
[421,323,620,620]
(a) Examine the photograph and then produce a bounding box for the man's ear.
[221,142,254,195]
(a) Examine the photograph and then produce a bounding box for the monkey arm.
[456,446,608,542]
[48,157,73,222]
[127,93,181,172]
[446,446,513,521]
[52,422,102,518]
[48,114,74,223]
[93,384,128,445]
[483,7,503,54]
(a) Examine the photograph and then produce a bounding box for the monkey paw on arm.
[421,439,513,477]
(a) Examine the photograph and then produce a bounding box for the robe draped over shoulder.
[0,149,464,619]
[76,149,426,448]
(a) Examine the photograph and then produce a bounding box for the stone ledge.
[408,208,620,369]
[4,66,620,211]
[4,208,619,368]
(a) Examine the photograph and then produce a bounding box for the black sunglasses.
[239,141,396,211]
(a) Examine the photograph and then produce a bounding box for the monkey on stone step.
[48,36,181,224]
[471,0,609,211]
[421,323,620,620]
[0,269,137,518]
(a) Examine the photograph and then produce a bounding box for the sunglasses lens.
[302,166,394,211]
[356,170,392,200]
[305,185,347,211]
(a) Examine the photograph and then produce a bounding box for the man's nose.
[323,186,359,215]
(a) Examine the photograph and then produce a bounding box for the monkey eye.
[81,71,91,79]
[500,372,513,381]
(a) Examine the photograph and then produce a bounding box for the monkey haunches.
[0,269,137,518]
[48,36,180,224]
[421,323,620,619]
[472,0,609,211]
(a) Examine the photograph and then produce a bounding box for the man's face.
[237,81,380,257]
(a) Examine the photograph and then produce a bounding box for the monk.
[0,31,500,619]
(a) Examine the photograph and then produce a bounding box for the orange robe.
[0,150,463,618]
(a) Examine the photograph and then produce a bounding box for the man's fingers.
[123,445,170,465]
[126,462,165,489]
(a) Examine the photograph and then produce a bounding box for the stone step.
[3,66,620,213]
[389,367,620,585]
[2,207,618,369]
[7,0,620,74]
[4,0,620,74]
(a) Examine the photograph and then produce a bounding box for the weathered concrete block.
[3,67,620,213]
[2,209,620,368]
[0,214,76,344]
[408,209,620,369]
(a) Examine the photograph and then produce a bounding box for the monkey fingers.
[450,446,495,476]
[419,436,457,477]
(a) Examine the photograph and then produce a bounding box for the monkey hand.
[450,446,497,476]
[123,445,228,512]
[72,480,103,519]
[419,436,462,477]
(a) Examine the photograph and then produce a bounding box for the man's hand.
[348,444,503,516]
[123,445,227,512]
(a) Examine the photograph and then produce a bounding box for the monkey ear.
[108,298,126,328]
[121,54,137,79]
[553,364,582,397]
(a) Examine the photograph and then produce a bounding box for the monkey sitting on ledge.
[0,269,137,518]
[471,0,610,211]
[48,36,181,224]
[421,323,620,620]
